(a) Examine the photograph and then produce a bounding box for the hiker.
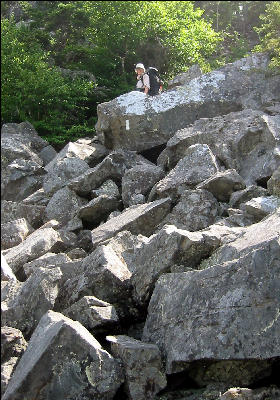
[135,63,163,96]
[135,63,150,94]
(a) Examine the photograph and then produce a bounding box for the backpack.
[142,67,163,96]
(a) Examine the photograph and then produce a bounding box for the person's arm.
[143,74,150,95]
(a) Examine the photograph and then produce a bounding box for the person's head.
[135,63,145,75]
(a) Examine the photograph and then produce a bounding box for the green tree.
[253,1,280,71]
[1,16,95,145]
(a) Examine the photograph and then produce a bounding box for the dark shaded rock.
[106,335,167,400]
[1,200,45,229]
[197,169,246,202]
[38,144,57,165]
[2,310,124,400]
[78,195,121,224]
[267,166,280,196]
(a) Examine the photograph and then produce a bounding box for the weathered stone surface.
[122,164,164,207]
[91,197,171,249]
[267,166,280,196]
[91,179,120,198]
[2,267,62,338]
[130,225,221,306]
[167,64,202,89]
[1,327,27,396]
[240,196,280,222]
[45,141,104,171]
[1,200,45,228]
[158,189,220,231]
[2,158,46,202]
[1,253,17,282]
[22,188,51,206]
[43,156,90,195]
[149,144,219,201]
[44,186,86,230]
[229,185,268,208]
[106,335,167,400]
[2,310,124,400]
[63,296,119,332]
[68,149,156,197]
[1,218,34,250]
[197,169,246,202]
[23,252,71,277]
[142,212,280,384]
[158,109,280,186]
[66,247,88,260]
[3,227,63,275]
[38,144,57,165]
[96,53,280,152]
[57,244,132,312]
[78,194,121,224]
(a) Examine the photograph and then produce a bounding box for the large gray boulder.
[44,186,86,230]
[142,212,280,386]
[149,144,219,201]
[91,197,171,249]
[3,227,63,275]
[68,149,157,197]
[158,189,220,231]
[158,109,280,186]
[95,53,280,152]
[2,266,62,338]
[2,310,124,400]
[106,335,167,400]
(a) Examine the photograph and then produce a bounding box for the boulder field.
[1,53,280,400]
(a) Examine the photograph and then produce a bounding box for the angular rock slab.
[91,197,171,249]
[142,214,280,383]
[158,109,280,186]
[1,200,45,229]
[1,218,34,250]
[149,144,219,201]
[96,53,280,152]
[107,335,167,400]
[2,310,124,400]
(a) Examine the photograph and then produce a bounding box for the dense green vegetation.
[1,1,279,147]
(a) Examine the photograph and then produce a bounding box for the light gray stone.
[2,267,62,338]
[229,185,268,208]
[68,150,157,197]
[167,64,202,89]
[142,212,280,386]
[1,218,34,250]
[21,188,50,206]
[63,296,119,332]
[158,110,280,187]
[4,227,63,275]
[91,197,171,249]
[158,189,220,231]
[106,335,167,400]
[23,252,71,278]
[121,164,164,207]
[2,310,124,400]
[149,144,219,201]
[96,54,279,152]
[91,179,120,199]
[1,253,17,282]
[44,186,86,230]
[240,196,280,222]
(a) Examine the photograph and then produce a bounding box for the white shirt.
[136,73,150,89]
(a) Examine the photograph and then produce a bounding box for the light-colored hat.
[135,63,145,71]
